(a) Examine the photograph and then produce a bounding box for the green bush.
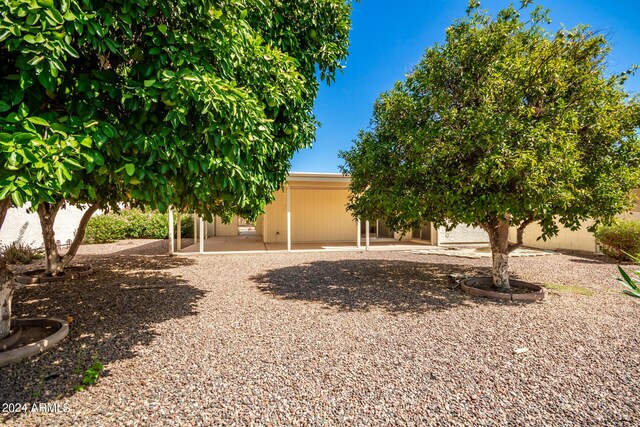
[83,214,128,244]
[594,220,640,261]
[84,209,194,244]
[0,241,44,265]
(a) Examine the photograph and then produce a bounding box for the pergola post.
[365,220,370,251]
[168,207,175,255]
[356,218,361,249]
[376,220,379,239]
[199,217,205,253]
[176,212,182,251]
[286,185,292,252]
[193,213,198,245]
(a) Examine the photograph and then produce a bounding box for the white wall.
[0,203,99,248]
[437,224,489,244]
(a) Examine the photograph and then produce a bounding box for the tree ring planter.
[461,277,546,302]
[0,324,22,351]
[15,266,93,284]
[0,318,69,367]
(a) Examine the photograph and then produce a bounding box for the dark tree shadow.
[0,254,203,410]
[251,259,495,313]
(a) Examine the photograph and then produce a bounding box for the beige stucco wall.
[262,181,357,243]
[214,216,239,237]
[509,212,640,253]
[262,190,288,243]
[290,188,356,243]
[255,215,264,236]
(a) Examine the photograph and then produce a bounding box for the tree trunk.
[0,198,13,340]
[0,198,10,228]
[37,202,63,276]
[0,267,13,341]
[60,204,99,270]
[37,202,98,276]
[486,220,511,291]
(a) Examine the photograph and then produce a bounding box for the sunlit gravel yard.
[1,239,638,426]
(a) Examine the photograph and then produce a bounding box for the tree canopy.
[1,0,353,218]
[340,1,640,288]
[0,0,353,275]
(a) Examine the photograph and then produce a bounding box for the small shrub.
[73,356,105,393]
[594,220,640,261]
[84,209,194,244]
[83,214,128,244]
[0,241,44,265]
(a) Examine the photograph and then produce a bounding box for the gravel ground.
[1,239,639,426]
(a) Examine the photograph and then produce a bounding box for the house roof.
[287,172,351,183]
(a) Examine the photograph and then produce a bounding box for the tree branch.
[508,215,535,252]
[0,199,11,272]
[0,198,11,233]
[61,204,99,268]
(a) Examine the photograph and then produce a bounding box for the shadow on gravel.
[0,255,204,412]
[106,239,196,257]
[252,259,489,313]
[550,250,618,265]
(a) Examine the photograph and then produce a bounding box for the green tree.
[340,1,640,290]
[0,0,353,338]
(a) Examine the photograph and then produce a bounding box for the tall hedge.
[84,209,194,244]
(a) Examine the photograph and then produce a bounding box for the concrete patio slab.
[177,235,435,255]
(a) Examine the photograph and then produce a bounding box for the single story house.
[171,172,489,254]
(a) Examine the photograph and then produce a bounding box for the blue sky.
[290,0,640,173]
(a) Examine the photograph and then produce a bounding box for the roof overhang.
[287,172,351,183]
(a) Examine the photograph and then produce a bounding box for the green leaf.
[143,79,156,87]
[77,75,91,92]
[93,151,105,166]
[44,8,64,24]
[0,101,10,113]
[37,68,55,91]
[104,38,119,53]
[63,158,83,169]
[28,55,46,66]
[101,123,117,138]
[63,44,79,58]
[26,116,50,126]
[11,191,23,207]
[125,163,135,176]
[157,24,167,35]
[0,185,11,201]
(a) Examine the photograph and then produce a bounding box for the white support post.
[357,218,361,249]
[376,220,379,239]
[431,223,439,246]
[177,212,182,251]
[168,207,175,255]
[193,214,198,245]
[286,185,292,252]
[199,217,205,253]
[365,220,370,251]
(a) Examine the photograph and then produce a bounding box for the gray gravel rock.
[1,240,638,426]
